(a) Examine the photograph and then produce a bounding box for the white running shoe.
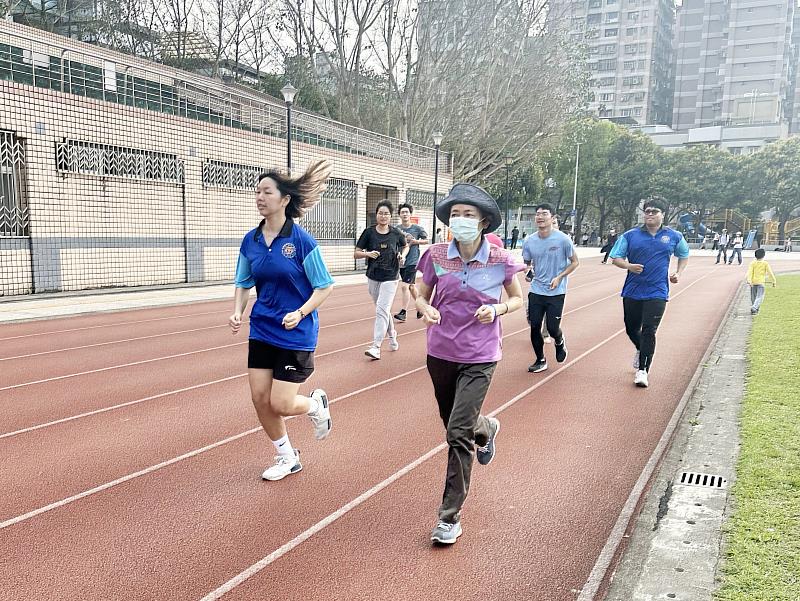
[389,336,400,351]
[632,350,640,370]
[308,389,331,440]
[543,335,553,344]
[365,346,381,360]
[634,369,649,388]
[262,450,302,481]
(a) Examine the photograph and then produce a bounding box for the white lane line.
[0,324,228,362]
[1,314,374,362]
[0,428,262,530]
[0,343,243,392]
[0,327,429,440]
[0,310,226,342]
[0,287,624,529]
[199,271,717,600]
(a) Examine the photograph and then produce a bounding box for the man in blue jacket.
[609,198,689,388]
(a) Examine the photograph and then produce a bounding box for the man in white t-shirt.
[727,232,744,265]
[715,229,730,264]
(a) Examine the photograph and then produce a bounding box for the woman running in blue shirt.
[230,161,335,481]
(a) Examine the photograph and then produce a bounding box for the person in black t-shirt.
[355,201,408,360]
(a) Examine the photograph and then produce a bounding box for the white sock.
[272,434,295,458]
[306,396,320,415]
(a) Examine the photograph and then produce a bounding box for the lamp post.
[431,131,443,243]
[504,156,513,248]
[571,142,582,240]
[281,83,297,172]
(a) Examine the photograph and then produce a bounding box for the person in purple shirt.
[414,183,525,545]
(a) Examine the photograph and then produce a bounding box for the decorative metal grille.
[304,178,357,240]
[0,130,28,236]
[55,140,185,183]
[202,159,265,190]
[406,189,443,210]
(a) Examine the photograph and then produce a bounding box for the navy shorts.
[248,339,314,383]
[400,265,418,284]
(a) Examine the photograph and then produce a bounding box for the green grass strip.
[715,275,800,600]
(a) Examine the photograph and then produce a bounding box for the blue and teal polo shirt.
[609,226,690,301]
[235,219,334,351]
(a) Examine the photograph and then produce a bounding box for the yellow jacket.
[747,260,776,286]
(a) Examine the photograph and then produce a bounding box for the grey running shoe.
[555,337,568,363]
[476,417,500,465]
[389,336,400,351]
[309,389,331,440]
[632,350,640,370]
[431,520,462,544]
[528,359,548,373]
[262,449,302,481]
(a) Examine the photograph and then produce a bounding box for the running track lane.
[0,269,623,519]
[1,270,752,598]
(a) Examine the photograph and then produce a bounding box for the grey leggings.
[367,278,398,348]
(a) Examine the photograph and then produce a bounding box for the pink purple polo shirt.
[418,239,525,364]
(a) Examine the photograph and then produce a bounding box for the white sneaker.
[389,336,400,351]
[262,450,302,481]
[634,369,649,388]
[543,335,553,344]
[632,350,640,370]
[365,346,381,360]
[308,389,331,440]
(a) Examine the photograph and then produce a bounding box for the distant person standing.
[601,229,618,264]
[727,232,744,265]
[510,225,520,249]
[522,203,579,374]
[393,203,428,323]
[716,229,730,264]
[746,248,777,315]
[610,198,689,388]
[355,202,408,359]
[581,232,589,246]
[590,229,598,246]
[785,236,793,252]
[712,231,720,251]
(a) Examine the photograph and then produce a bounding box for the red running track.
[1,259,792,600]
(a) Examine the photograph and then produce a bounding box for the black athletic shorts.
[248,339,315,383]
[400,265,418,284]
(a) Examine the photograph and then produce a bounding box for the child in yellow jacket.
[747,248,777,314]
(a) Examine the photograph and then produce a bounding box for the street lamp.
[504,156,513,248]
[431,131,443,243]
[571,142,582,240]
[281,83,297,172]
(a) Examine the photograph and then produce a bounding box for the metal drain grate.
[679,472,727,488]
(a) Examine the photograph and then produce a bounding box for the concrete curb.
[603,283,752,600]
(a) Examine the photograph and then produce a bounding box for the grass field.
[715,275,800,600]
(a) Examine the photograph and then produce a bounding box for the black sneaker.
[393,310,407,322]
[555,337,568,363]
[476,417,500,465]
[431,520,462,544]
[528,359,548,373]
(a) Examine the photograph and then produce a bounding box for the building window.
[620,108,632,116]
[605,28,618,36]
[600,93,615,101]
[606,11,619,22]
[633,107,642,116]
[0,130,28,237]
[588,0,602,7]
[628,11,639,20]
[599,77,616,86]
[56,140,185,183]
[626,27,637,36]
[598,59,617,70]
[624,60,636,70]
[202,159,265,190]
[587,13,602,24]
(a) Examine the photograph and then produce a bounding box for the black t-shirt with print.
[356,226,407,282]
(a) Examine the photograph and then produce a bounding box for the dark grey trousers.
[426,355,496,524]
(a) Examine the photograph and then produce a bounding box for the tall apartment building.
[550,0,675,124]
[673,0,798,131]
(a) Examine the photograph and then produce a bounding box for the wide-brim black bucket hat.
[435,183,503,233]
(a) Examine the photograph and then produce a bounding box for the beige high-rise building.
[672,0,798,132]
[550,0,676,124]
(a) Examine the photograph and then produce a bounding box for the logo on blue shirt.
[282,243,297,258]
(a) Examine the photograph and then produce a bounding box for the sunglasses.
[643,208,662,215]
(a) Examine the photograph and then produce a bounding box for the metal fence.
[0,130,28,237]
[0,22,453,174]
[56,140,185,183]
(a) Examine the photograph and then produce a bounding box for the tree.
[744,137,800,241]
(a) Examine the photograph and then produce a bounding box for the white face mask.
[449,216,482,242]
